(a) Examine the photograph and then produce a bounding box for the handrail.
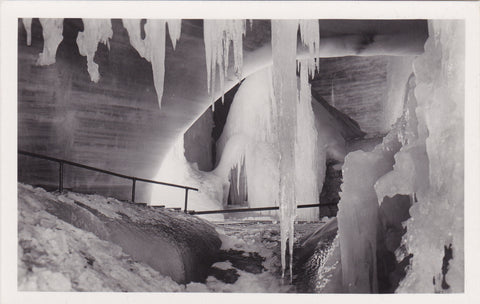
[18,149,198,212]
[187,203,338,215]
[18,150,338,217]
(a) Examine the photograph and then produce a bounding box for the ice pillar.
[271,20,298,280]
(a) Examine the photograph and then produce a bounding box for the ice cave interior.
[16,18,464,293]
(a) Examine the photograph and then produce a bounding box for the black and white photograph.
[1,0,479,302]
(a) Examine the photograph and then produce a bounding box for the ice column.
[204,20,246,105]
[37,18,64,66]
[393,20,464,293]
[271,20,298,280]
[76,19,113,83]
[22,18,32,46]
[122,19,182,108]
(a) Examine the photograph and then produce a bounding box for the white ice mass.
[337,20,464,293]
[36,18,64,66]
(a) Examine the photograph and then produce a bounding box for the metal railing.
[18,150,198,212]
[18,150,338,217]
[187,203,338,215]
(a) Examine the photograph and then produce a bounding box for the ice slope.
[18,183,221,288]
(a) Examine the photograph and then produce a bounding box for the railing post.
[184,189,189,213]
[131,178,136,202]
[59,161,64,192]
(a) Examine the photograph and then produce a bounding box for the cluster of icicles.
[21,18,320,281]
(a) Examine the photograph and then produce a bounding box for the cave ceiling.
[17,18,428,196]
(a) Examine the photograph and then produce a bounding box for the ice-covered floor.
[18,183,325,293]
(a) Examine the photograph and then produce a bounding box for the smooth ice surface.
[36,18,63,66]
[204,20,246,105]
[76,19,113,83]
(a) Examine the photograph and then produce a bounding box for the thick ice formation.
[337,132,400,293]
[151,135,227,221]
[271,20,298,280]
[76,19,113,83]
[122,19,182,108]
[203,20,246,105]
[337,20,464,293]
[394,20,464,293]
[36,18,64,66]
[21,18,32,46]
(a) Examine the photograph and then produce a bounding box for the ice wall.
[337,20,464,293]
[393,20,464,293]
[36,18,64,66]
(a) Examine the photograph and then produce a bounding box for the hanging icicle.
[298,19,320,76]
[76,19,113,83]
[203,20,246,105]
[22,18,32,46]
[37,18,64,66]
[166,19,182,50]
[122,19,182,108]
[144,19,167,108]
[271,19,299,282]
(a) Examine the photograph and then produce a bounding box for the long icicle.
[271,19,298,282]
[203,20,246,107]
[122,19,182,108]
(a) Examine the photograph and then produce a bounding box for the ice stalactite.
[271,20,298,281]
[22,18,32,46]
[203,20,246,106]
[122,19,182,108]
[144,20,167,108]
[166,19,182,50]
[298,19,320,75]
[36,18,64,66]
[76,19,113,83]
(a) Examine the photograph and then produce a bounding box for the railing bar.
[135,177,198,191]
[18,150,197,191]
[189,203,338,215]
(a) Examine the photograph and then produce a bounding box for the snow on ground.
[18,184,183,292]
[18,183,323,293]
